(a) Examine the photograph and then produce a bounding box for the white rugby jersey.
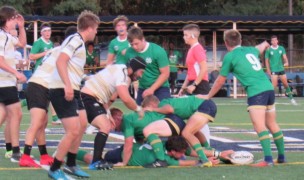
[84,64,129,104]
[28,46,61,88]
[49,33,86,90]
[0,29,19,87]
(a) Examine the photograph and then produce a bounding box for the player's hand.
[15,72,27,83]
[64,85,74,101]
[186,85,195,94]
[121,49,127,56]
[208,157,220,165]
[177,88,185,96]
[219,150,235,161]
[142,88,154,98]
[114,162,125,167]
[284,62,289,67]
[15,14,25,27]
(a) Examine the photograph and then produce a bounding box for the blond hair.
[224,29,242,47]
[77,10,100,32]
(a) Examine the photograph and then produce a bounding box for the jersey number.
[245,54,261,71]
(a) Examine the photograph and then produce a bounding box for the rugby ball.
[229,151,254,165]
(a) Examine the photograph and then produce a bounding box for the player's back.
[222,46,273,97]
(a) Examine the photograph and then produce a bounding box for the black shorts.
[189,80,210,95]
[25,82,49,112]
[81,92,107,124]
[49,88,84,119]
[164,114,186,136]
[271,71,285,75]
[247,90,275,111]
[104,145,123,163]
[197,99,217,122]
[0,86,19,105]
[169,72,177,85]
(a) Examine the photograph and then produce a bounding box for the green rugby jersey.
[122,111,165,141]
[30,38,53,70]
[124,42,169,88]
[220,46,273,97]
[108,37,130,64]
[127,143,179,166]
[159,96,204,119]
[265,45,286,72]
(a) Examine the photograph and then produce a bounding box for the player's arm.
[178,160,198,166]
[0,56,26,83]
[282,54,289,66]
[14,14,26,48]
[148,66,170,93]
[146,104,174,114]
[122,136,134,166]
[29,50,50,60]
[255,41,269,55]
[206,75,226,99]
[178,75,189,96]
[56,52,73,101]
[106,53,115,65]
[117,85,141,112]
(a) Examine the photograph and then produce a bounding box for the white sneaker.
[85,125,98,134]
[291,99,298,106]
[52,119,62,125]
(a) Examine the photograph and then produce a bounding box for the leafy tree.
[0,0,35,15]
[207,0,288,15]
[49,0,101,16]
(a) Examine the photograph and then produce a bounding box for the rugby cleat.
[40,154,54,165]
[89,160,113,170]
[5,150,12,158]
[19,154,41,168]
[63,165,90,178]
[10,153,22,163]
[250,160,274,167]
[290,99,298,106]
[197,160,213,167]
[48,169,69,180]
[144,160,168,168]
[274,158,287,164]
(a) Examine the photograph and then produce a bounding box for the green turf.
[0,97,303,179]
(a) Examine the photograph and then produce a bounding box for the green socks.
[273,131,285,156]
[285,87,293,100]
[193,143,208,162]
[21,99,27,107]
[147,134,165,160]
[258,131,273,162]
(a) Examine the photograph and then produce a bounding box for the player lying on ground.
[142,95,216,167]
[77,136,236,167]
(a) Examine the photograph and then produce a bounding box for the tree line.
[1,0,304,16]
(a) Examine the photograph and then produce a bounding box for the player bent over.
[143,95,216,167]
[80,57,146,170]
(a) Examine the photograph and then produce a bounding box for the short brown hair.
[141,95,160,108]
[182,24,200,37]
[77,10,100,32]
[113,15,128,27]
[0,6,18,28]
[127,26,144,42]
[224,29,242,47]
[40,22,51,31]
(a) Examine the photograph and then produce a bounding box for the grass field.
[0,97,303,180]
